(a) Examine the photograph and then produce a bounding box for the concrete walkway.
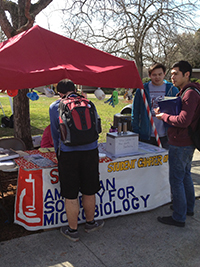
[0,150,200,267]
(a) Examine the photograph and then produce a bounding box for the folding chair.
[0,137,26,223]
[0,137,26,151]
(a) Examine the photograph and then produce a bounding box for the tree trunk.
[135,52,143,79]
[13,89,33,150]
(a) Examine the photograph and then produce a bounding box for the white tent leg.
[9,96,13,114]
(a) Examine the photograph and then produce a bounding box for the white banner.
[15,151,170,231]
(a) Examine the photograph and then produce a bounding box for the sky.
[35,0,67,35]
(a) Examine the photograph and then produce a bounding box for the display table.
[14,143,170,231]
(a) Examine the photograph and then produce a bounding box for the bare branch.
[61,0,199,76]
[30,0,53,17]
[0,0,18,37]
[0,0,53,37]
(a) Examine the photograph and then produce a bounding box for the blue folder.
[158,96,182,127]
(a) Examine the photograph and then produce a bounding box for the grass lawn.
[0,93,132,143]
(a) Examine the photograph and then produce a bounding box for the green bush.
[191,78,199,82]
[142,77,150,83]
[117,88,126,95]
[101,88,114,94]
[195,79,200,84]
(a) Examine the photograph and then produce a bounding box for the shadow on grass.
[0,124,45,138]
[30,125,45,136]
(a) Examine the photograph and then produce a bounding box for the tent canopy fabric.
[0,25,143,90]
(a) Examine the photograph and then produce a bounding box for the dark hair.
[57,79,76,94]
[172,60,192,78]
[148,63,166,75]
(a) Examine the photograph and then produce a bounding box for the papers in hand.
[0,148,19,161]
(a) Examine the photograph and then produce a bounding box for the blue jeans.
[169,145,195,222]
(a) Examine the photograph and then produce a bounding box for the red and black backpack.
[58,93,99,146]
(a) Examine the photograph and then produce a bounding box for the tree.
[62,0,199,78]
[0,0,53,149]
[193,29,200,68]
[142,27,180,75]
[175,30,200,68]
[150,29,200,77]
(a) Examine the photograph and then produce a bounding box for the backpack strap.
[181,87,200,135]
[181,86,200,99]
[67,92,84,99]
[60,92,84,100]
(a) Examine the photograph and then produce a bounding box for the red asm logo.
[15,168,43,227]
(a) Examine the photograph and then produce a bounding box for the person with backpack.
[156,61,200,227]
[49,79,104,241]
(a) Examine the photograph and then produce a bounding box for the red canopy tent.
[0,25,143,91]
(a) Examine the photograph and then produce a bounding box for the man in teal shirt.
[131,63,179,148]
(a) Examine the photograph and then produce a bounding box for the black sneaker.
[60,226,79,241]
[187,211,194,216]
[157,216,185,227]
[170,205,194,216]
[85,219,104,233]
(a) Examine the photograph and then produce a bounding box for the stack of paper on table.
[0,148,19,161]
[26,154,56,168]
